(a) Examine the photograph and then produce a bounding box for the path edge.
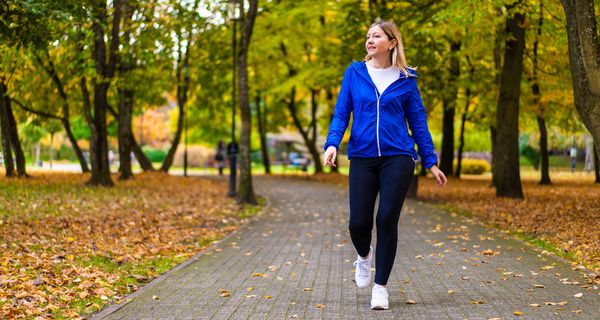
[89,192,271,320]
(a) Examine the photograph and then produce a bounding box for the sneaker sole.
[371,305,389,310]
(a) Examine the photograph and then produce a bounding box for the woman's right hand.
[323,146,337,167]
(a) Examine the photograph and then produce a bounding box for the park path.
[92,176,600,320]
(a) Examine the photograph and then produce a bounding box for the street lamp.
[227,0,239,197]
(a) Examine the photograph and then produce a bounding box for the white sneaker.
[352,246,372,288]
[371,284,389,310]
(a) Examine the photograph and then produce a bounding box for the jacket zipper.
[375,88,381,157]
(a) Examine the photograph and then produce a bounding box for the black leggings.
[348,155,415,285]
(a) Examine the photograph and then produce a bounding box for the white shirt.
[366,63,401,94]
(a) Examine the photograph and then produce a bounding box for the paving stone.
[92,176,600,320]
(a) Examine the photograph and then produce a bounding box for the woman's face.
[365,26,395,58]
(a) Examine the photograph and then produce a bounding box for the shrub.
[454,158,491,175]
[142,147,167,163]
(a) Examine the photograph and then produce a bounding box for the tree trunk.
[87,0,120,186]
[440,40,461,175]
[537,115,551,184]
[310,88,323,173]
[130,135,154,171]
[531,3,551,185]
[117,0,134,180]
[495,5,525,198]
[455,87,471,178]
[103,95,154,171]
[5,96,26,176]
[236,0,259,205]
[118,89,134,179]
[560,0,600,150]
[161,28,191,173]
[255,94,271,174]
[0,83,15,177]
[285,88,323,174]
[326,89,339,173]
[491,16,503,188]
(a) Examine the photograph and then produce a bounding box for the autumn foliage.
[0,173,243,319]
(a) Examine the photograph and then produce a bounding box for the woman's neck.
[368,56,392,69]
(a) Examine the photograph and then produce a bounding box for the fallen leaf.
[315,303,325,309]
[529,304,540,307]
[152,295,159,300]
[574,293,583,298]
[406,300,417,304]
[470,300,485,304]
[514,311,523,316]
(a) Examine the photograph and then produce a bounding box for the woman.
[323,20,447,310]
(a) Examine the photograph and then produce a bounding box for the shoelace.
[353,259,369,277]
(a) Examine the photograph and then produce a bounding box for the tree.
[0,79,26,177]
[237,0,259,205]
[494,2,526,198]
[439,39,461,175]
[255,93,271,174]
[560,0,600,148]
[161,1,199,173]
[528,2,551,185]
[33,50,90,173]
[85,0,123,186]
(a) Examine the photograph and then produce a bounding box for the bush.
[142,147,167,163]
[520,144,540,170]
[454,158,491,175]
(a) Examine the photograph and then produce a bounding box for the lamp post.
[227,0,239,197]
[183,106,188,177]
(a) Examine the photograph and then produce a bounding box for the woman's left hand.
[429,165,447,187]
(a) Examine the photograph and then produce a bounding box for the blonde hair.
[364,20,415,77]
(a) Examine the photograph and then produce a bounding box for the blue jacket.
[324,61,438,169]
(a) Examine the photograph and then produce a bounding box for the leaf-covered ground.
[417,175,600,275]
[0,172,249,319]
[307,173,600,275]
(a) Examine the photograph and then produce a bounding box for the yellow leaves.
[481,249,500,256]
[0,173,246,318]
[219,289,230,297]
[541,265,555,271]
[152,295,160,300]
[513,310,523,316]
[315,303,325,309]
[469,300,485,304]
[252,273,269,277]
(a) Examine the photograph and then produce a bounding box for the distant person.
[215,140,226,175]
[323,20,447,310]
[570,146,577,173]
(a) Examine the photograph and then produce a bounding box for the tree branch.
[10,97,63,121]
